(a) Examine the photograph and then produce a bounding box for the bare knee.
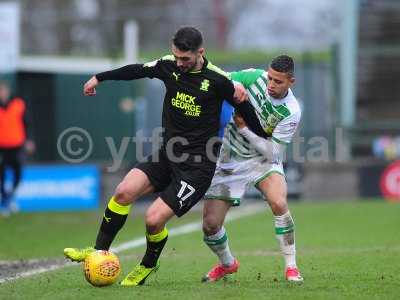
[114,168,153,205]
[145,209,165,233]
[258,175,288,216]
[114,181,137,205]
[267,197,288,216]
[202,215,223,236]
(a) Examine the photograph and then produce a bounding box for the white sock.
[274,211,297,268]
[203,227,235,267]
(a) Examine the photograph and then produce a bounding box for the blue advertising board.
[5,164,100,212]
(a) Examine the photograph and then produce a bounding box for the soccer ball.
[83,250,121,287]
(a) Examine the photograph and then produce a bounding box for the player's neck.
[193,56,205,72]
[274,90,289,100]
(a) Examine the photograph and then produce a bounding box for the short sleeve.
[272,111,301,144]
[230,69,264,89]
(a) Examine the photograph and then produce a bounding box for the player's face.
[172,45,203,73]
[266,67,295,99]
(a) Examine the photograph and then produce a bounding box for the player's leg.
[142,197,174,265]
[201,199,239,282]
[256,172,303,282]
[0,149,14,211]
[120,197,174,286]
[203,200,233,266]
[121,164,214,286]
[9,148,22,195]
[0,150,8,214]
[201,159,247,282]
[64,149,172,261]
[64,168,155,262]
[95,167,155,250]
[0,150,7,207]
[5,148,22,213]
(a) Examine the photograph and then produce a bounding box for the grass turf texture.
[0,200,399,300]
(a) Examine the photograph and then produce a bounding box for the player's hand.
[24,140,36,155]
[83,76,99,96]
[233,113,247,129]
[233,82,248,103]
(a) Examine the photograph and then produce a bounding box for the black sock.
[95,197,131,250]
[141,229,168,268]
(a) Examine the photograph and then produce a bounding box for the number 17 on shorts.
[177,180,196,209]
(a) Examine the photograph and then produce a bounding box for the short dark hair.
[270,55,294,77]
[172,26,203,52]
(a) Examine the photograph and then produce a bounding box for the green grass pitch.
[0,200,399,300]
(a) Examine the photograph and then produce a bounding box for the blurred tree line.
[15,0,339,58]
[19,0,236,57]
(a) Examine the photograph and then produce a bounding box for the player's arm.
[83,58,167,96]
[235,111,301,161]
[227,68,264,102]
[234,113,284,162]
[218,78,269,139]
[230,68,264,89]
[230,68,271,139]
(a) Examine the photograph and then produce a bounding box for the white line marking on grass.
[0,202,265,284]
[0,263,74,284]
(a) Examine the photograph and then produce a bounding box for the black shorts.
[135,149,216,217]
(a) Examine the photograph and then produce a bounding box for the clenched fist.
[83,76,99,96]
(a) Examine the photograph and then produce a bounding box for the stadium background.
[0,0,399,299]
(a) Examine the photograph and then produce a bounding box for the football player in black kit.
[64,26,268,286]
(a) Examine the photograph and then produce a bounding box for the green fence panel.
[55,74,137,163]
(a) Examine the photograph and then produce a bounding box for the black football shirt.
[96,55,267,161]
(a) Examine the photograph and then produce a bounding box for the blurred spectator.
[372,136,400,161]
[0,81,35,216]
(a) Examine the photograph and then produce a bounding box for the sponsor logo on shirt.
[171,91,202,117]
[200,79,210,92]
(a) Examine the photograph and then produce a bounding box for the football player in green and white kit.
[202,55,303,283]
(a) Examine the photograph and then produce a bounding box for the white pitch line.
[0,202,265,284]
[0,263,74,284]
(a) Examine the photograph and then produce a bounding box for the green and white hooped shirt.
[224,68,302,159]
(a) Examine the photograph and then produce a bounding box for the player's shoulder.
[160,54,175,62]
[204,60,231,81]
[143,54,175,68]
[237,68,264,76]
[285,90,301,117]
[231,68,265,87]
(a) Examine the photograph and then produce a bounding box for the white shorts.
[204,155,284,206]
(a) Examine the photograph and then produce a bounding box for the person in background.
[0,81,35,216]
